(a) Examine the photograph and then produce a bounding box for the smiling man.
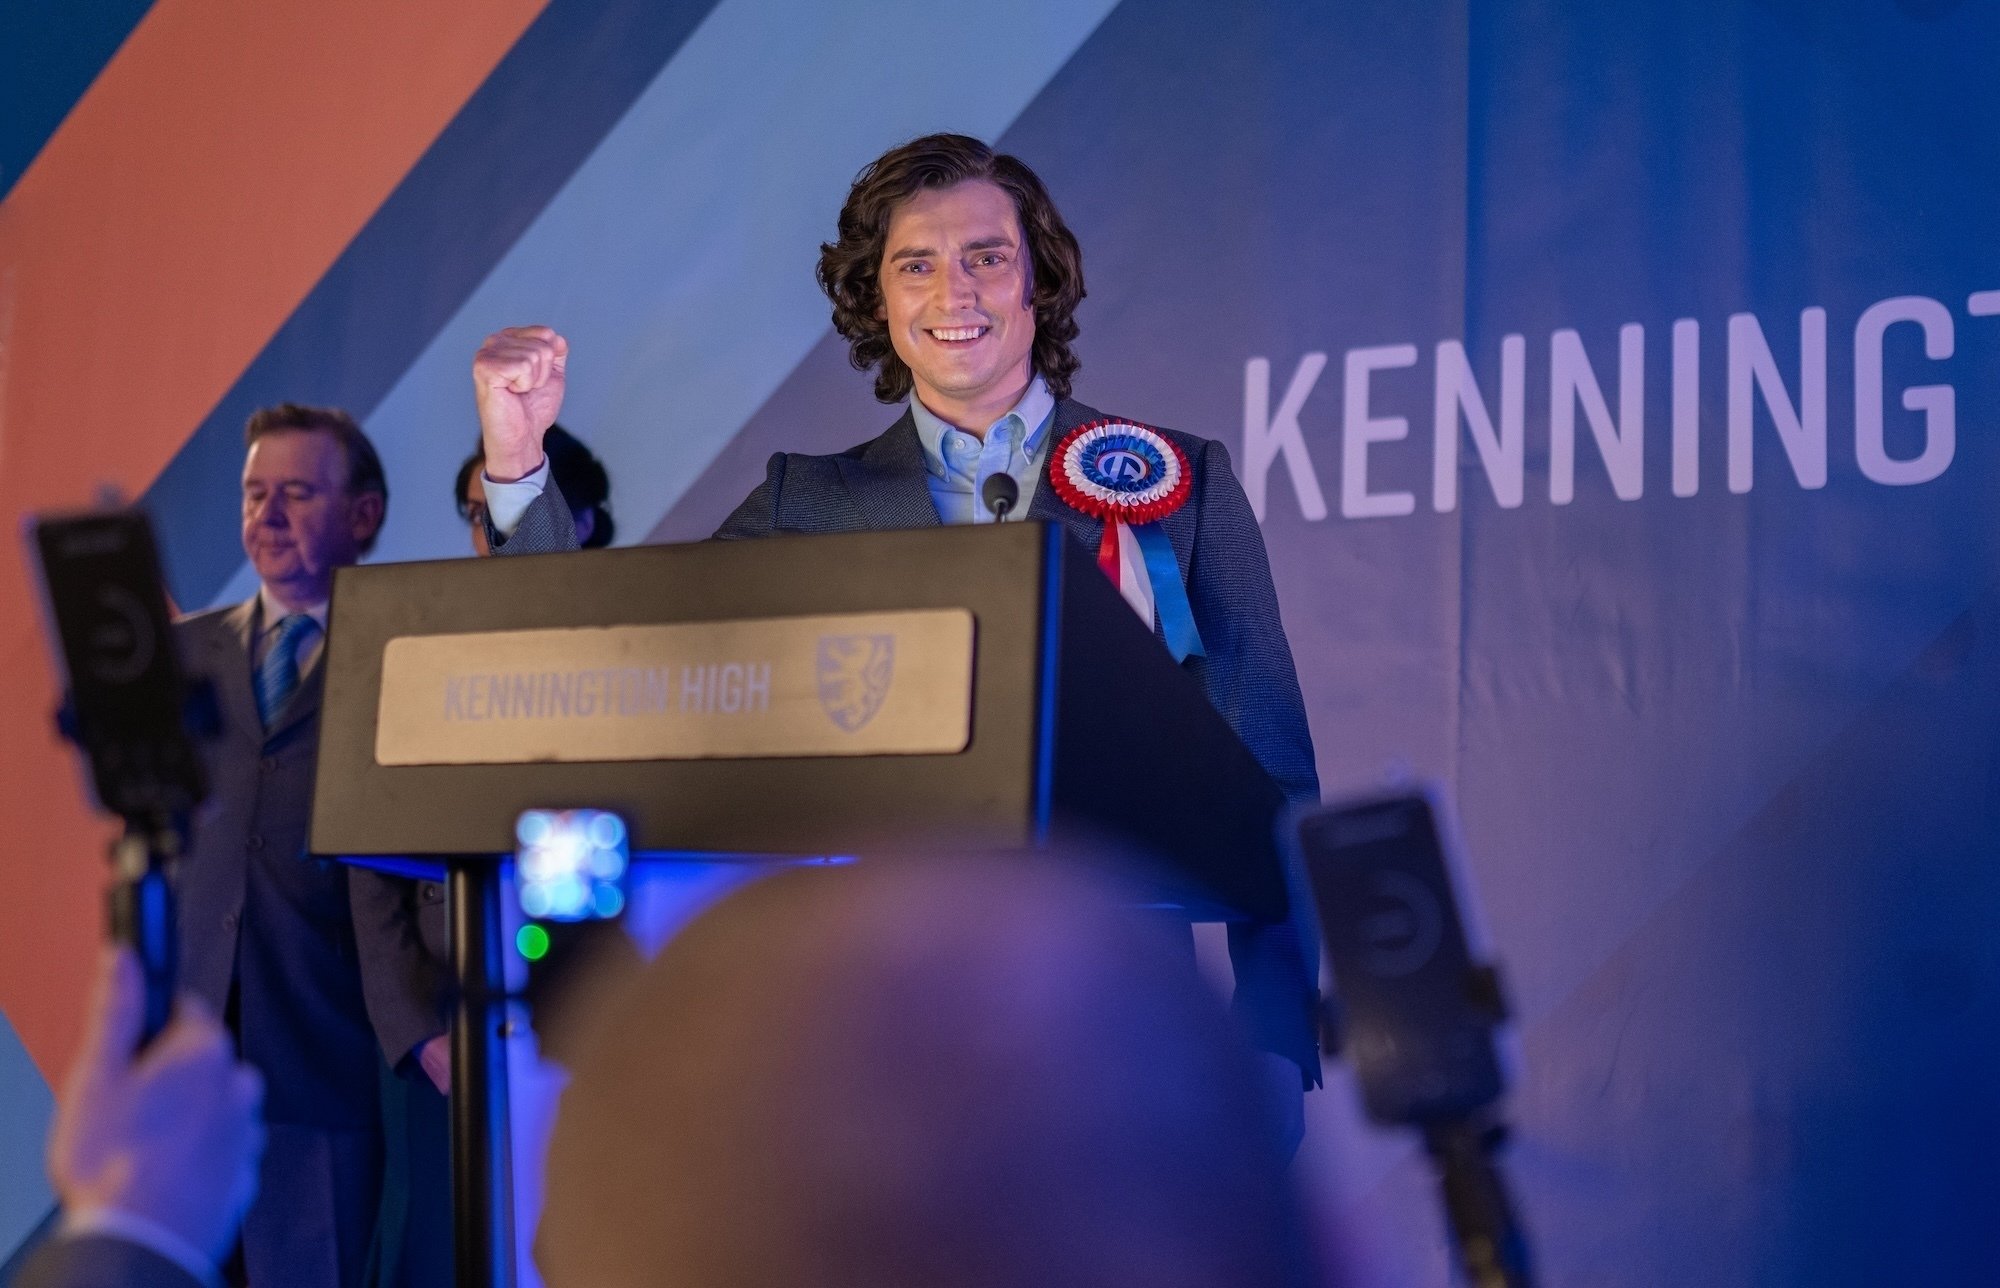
[470,135,1323,1124]
[173,404,446,1287]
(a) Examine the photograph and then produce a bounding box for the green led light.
[516,924,551,961]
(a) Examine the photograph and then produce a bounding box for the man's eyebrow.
[888,234,1016,263]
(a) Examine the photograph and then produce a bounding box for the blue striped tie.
[255,613,320,729]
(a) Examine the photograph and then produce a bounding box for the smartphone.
[515,808,630,927]
[512,808,636,1061]
[31,510,206,819]
[1286,788,1508,1126]
[30,508,207,1042]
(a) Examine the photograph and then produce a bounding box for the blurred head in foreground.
[541,857,1322,1288]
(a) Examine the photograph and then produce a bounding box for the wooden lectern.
[312,522,1292,1288]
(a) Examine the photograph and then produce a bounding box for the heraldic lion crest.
[816,634,895,732]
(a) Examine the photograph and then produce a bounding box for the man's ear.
[351,491,386,548]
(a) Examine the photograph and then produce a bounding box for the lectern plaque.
[374,609,974,765]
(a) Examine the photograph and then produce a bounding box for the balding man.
[540,857,1325,1288]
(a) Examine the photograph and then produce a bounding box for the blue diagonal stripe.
[0,0,154,202]
[142,0,723,607]
[0,1007,54,1265]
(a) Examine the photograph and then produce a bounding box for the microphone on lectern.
[981,473,1019,522]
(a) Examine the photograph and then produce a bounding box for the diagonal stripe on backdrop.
[0,1010,55,1269]
[0,0,548,1087]
[0,0,153,203]
[143,0,725,608]
[209,0,1128,600]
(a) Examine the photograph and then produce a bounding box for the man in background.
[454,423,615,557]
[175,404,445,1286]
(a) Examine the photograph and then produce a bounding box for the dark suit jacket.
[499,398,1323,1077]
[13,1234,203,1288]
[173,599,446,1284]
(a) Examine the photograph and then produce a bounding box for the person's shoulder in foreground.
[14,1234,209,1288]
[539,853,1328,1288]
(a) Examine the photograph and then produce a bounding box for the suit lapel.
[837,411,942,531]
[204,598,265,750]
[1026,399,1104,551]
[206,595,322,746]
[837,398,1198,583]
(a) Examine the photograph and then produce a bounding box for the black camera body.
[1290,789,1508,1126]
[1287,787,1533,1288]
[31,507,213,1042]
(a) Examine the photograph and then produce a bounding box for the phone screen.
[32,510,205,818]
[516,808,629,923]
[1294,793,1504,1125]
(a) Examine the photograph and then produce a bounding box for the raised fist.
[472,326,569,481]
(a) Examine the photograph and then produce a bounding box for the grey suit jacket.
[13,1234,203,1288]
[174,600,445,1124]
[172,600,446,1287]
[497,398,1323,1078]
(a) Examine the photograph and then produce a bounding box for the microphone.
[981,473,1019,522]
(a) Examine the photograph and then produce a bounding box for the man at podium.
[465,134,1322,1111]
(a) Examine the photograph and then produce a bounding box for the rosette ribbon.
[1048,420,1206,662]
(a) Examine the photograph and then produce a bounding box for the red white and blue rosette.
[1049,419,1206,661]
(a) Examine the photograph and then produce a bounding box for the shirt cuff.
[483,457,550,537]
[62,1207,222,1288]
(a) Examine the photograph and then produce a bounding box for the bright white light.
[587,812,626,849]
[516,810,554,848]
[549,874,587,918]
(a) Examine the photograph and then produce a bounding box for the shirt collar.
[911,374,1057,480]
[257,585,329,635]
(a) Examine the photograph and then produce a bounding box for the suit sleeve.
[712,454,787,540]
[490,474,581,556]
[1183,440,1320,801]
[1182,440,1324,1088]
[348,867,447,1072]
[12,1234,208,1288]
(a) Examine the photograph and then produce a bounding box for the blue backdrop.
[3,2,1994,1282]
[657,3,2000,1282]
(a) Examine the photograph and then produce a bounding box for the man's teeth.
[928,326,987,342]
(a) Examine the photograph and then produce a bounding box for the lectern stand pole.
[448,856,516,1288]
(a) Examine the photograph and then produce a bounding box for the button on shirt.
[910,376,1056,525]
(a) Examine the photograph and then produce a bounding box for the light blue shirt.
[481,456,551,539]
[909,375,1056,525]
[484,375,1057,537]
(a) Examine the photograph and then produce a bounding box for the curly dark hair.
[818,133,1085,404]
